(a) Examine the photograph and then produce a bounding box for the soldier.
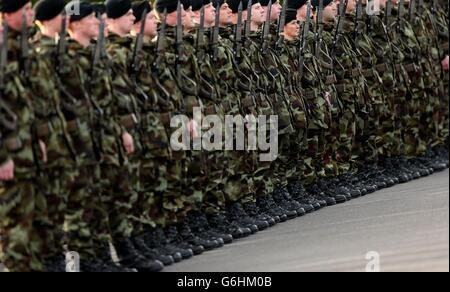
[103,0,166,271]
[204,0,271,238]
[0,0,48,272]
[31,0,79,271]
[153,0,225,253]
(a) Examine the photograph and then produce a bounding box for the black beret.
[288,0,307,10]
[181,0,191,9]
[132,1,152,23]
[227,0,245,13]
[92,2,106,16]
[259,0,278,6]
[212,0,224,8]
[243,0,260,8]
[106,0,132,19]
[311,0,332,8]
[155,0,178,13]
[0,0,30,13]
[34,0,66,21]
[66,0,94,22]
[285,8,297,24]
[192,0,211,11]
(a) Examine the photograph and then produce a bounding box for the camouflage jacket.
[105,33,144,157]
[30,34,76,169]
[0,29,36,178]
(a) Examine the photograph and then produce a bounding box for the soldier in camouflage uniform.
[103,0,165,271]
[31,0,79,271]
[0,0,48,272]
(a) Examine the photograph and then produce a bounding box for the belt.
[303,90,316,99]
[204,105,216,115]
[241,95,255,108]
[66,119,80,133]
[4,136,26,152]
[325,74,337,85]
[361,68,374,78]
[334,84,347,94]
[375,63,387,72]
[345,68,359,78]
[36,121,53,138]
[120,114,139,131]
[159,112,172,126]
[404,63,419,73]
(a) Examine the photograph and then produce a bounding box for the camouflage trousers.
[0,178,45,272]
[101,161,139,244]
[36,166,77,260]
[65,164,105,259]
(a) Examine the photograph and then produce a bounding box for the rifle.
[234,1,244,62]
[314,0,324,58]
[298,0,312,80]
[211,2,220,61]
[152,9,172,106]
[385,0,392,27]
[333,0,348,53]
[56,11,67,74]
[243,0,253,48]
[409,0,416,22]
[175,0,183,81]
[261,0,272,52]
[354,0,363,40]
[396,0,404,32]
[131,7,148,77]
[196,5,206,62]
[0,20,18,131]
[275,0,287,49]
[19,8,29,78]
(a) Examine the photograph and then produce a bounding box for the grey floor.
[165,169,449,272]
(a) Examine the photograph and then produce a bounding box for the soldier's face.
[144,11,158,37]
[219,3,233,25]
[284,20,300,39]
[205,4,216,26]
[116,9,136,33]
[323,2,338,22]
[346,0,357,12]
[73,13,100,39]
[44,13,65,34]
[297,5,308,20]
[251,4,265,24]
[183,7,194,28]
[379,0,387,8]
[271,2,282,21]
[5,3,35,31]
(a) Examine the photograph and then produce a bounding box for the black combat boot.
[272,187,304,217]
[43,254,66,272]
[178,222,221,251]
[97,243,135,272]
[208,212,252,239]
[288,182,317,212]
[243,201,277,227]
[114,238,164,272]
[146,227,193,261]
[188,211,231,245]
[316,179,347,203]
[132,235,175,266]
[164,225,204,256]
[306,183,338,206]
[227,202,262,232]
